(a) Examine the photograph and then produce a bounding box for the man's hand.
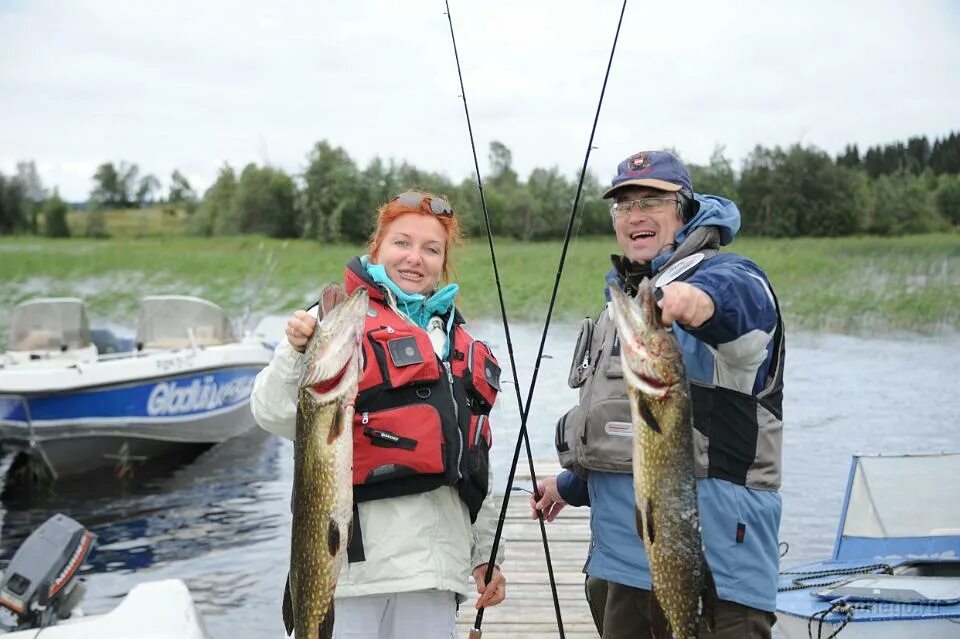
[473,564,506,608]
[657,282,715,328]
[529,475,567,522]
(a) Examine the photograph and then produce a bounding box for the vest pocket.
[466,415,491,477]
[578,397,633,472]
[353,404,444,485]
[469,413,492,449]
[368,327,440,389]
[567,317,595,389]
[604,353,624,379]
[555,405,584,472]
[463,340,500,412]
[462,414,491,518]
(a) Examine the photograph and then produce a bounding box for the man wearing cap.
[532,150,785,638]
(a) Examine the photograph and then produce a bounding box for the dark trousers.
[585,576,608,635]
[601,581,776,639]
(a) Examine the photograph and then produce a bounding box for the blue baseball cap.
[602,150,694,199]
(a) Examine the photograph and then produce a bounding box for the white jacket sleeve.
[471,464,506,569]
[250,337,306,442]
[251,307,321,440]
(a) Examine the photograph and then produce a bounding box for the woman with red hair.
[253,190,507,638]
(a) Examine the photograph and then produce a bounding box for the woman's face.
[373,213,446,295]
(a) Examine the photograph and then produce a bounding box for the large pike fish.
[608,283,717,639]
[284,285,367,639]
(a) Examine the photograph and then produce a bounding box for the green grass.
[0,234,957,346]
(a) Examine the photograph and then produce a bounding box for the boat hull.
[0,342,271,477]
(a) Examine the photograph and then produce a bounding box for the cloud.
[1,0,958,200]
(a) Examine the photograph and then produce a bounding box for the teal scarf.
[362,257,459,354]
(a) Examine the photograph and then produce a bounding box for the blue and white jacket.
[556,194,785,612]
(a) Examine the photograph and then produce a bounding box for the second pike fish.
[608,283,717,639]
[284,285,368,639]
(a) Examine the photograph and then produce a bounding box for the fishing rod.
[441,2,564,637]
[443,1,629,636]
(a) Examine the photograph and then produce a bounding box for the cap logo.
[626,153,655,176]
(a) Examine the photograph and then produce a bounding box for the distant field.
[0,233,957,345]
[63,205,188,237]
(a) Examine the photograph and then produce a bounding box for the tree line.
[2,131,959,240]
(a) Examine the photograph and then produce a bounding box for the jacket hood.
[676,193,740,247]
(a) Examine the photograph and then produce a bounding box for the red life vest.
[343,259,499,522]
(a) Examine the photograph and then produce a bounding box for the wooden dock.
[457,462,599,638]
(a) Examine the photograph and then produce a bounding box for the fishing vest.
[555,251,786,491]
[345,267,500,523]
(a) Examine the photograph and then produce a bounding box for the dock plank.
[457,461,598,638]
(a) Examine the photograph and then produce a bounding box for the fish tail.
[647,586,671,639]
[317,605,335,639]
[701,559,719,633]
[282,575,294,636]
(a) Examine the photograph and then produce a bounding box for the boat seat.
[14,330,62,351]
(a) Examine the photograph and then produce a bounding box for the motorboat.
[0,296,273,479]
[0,513,208,638]
[776,452,960,638]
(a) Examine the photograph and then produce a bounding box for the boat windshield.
[9,298,92,352]
[842,453,960,538]
[136,296,236,349]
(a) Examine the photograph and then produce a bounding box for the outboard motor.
[0,514,95,632]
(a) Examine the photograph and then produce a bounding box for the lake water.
[1,323,958,637]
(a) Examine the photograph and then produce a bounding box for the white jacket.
[250,316,504,601]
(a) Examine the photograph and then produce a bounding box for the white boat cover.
[3,579,208,638]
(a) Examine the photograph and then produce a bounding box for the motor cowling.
[0,514,95,631]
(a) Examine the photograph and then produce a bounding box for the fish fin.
[282,574,294,636]
[637,401,662,434]
[636,500,656,545]
[318,605,335,639]
[319,283,347,319]
[701,558,719,633]
[327,519,341,557]
[327,408,346,445]
[634,499,657,544]
[645,501,656,544]
[647,586,671,639]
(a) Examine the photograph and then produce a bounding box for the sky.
[1,0,959,201]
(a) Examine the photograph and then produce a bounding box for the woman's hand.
[473,564,506,608]
[285,310,317,353]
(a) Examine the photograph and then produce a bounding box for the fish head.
[299,287,368,403]
[608,283,685,397]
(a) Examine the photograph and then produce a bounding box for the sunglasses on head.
[392,191,454,216]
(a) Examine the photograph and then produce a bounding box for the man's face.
[611,186,684,263]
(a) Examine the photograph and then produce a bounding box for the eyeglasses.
[609,197,679,218]
[392,191,454,216]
